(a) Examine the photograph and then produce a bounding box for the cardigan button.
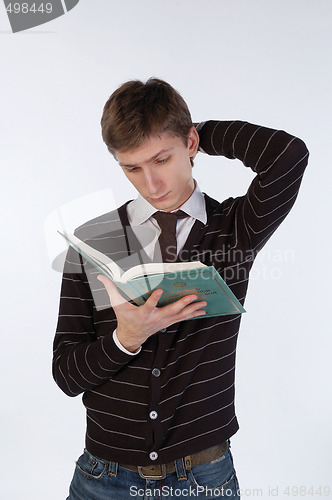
[152,368,161,377]
[149,451,158,461]
[149,411,158,420]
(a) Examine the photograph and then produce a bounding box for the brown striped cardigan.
[53,120,309,465]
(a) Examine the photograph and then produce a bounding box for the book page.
[120,260,207,283]
[58,231,123,281]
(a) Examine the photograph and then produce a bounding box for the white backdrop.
[1,1,331,499]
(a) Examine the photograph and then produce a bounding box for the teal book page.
[119,266,246,318]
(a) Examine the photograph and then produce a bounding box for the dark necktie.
[152,210,188,263]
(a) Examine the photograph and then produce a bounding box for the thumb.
[97,275,127,307]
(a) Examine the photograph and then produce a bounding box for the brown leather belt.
[119,441,228,480]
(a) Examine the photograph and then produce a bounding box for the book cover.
[119,266,246,317]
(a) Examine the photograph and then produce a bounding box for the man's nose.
[144,170,163,193]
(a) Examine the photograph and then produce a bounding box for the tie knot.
[152,210,188,232]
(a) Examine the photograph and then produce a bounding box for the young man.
[53,78,309,499]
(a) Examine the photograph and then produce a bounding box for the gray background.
[1,1,331,498]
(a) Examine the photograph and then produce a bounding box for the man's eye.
[127,167,140,173]
[156,157,169,164]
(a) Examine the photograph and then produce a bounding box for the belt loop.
[174,458,187,481]
[108,461,118,477]
[184,455,191,471]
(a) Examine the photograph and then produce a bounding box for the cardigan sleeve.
[52,245,139,397]
[197,120,309,252]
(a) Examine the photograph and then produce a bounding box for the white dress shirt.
[113,180,207,355]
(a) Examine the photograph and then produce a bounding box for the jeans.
[66,444,240,499]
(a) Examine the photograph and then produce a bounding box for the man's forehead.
[116,133,182,167]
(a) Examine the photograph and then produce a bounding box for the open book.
[58,231,246,318]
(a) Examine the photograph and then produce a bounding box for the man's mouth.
[150,192,170,202]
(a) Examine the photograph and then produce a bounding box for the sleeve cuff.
[196,121,208,153]
[195,121,207,133]
[112,330,142,356]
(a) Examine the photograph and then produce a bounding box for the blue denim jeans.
[66,444,240,499]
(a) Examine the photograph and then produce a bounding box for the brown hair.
[101,78,193,161]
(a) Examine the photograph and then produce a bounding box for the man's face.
[116,127,199,212]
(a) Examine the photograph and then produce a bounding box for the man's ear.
[187,126,200,158]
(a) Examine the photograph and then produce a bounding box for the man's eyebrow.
[119,149,171,168]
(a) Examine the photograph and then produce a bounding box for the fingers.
[176,299,207,320]
[180,303,207,320]
[97,278,207,322]
[145,291,207,317]
[143,289,164,311]
[157,293,207,321]
[165,294,200,314]
[97,275,128,306]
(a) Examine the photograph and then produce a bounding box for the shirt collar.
[127,180,207,226]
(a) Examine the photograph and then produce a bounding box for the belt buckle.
[137,464,166,480]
